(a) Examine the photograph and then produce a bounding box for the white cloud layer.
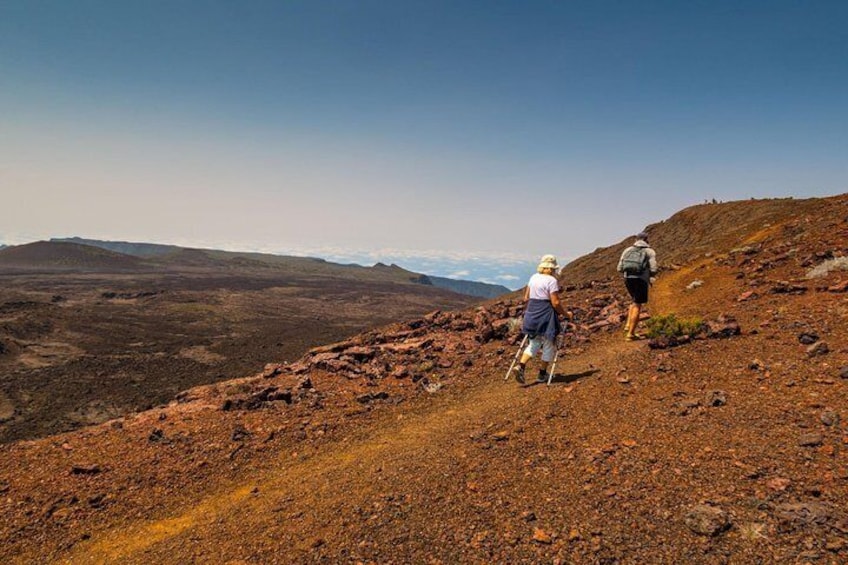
[271,245,552,290]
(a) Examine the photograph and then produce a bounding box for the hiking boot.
[536,374,549,384]
[626,333,646,341]
[512,365,526,384]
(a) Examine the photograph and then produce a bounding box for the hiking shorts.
[524,335,556,363]
[625,277,649,305]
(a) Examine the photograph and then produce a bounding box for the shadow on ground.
[520,367,601,387]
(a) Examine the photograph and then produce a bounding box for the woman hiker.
[512,254,572,384]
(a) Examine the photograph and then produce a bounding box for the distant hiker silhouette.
[512,255,572,384]
[617,232,658,340]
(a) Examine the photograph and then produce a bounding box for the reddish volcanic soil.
[1,195,847,563]
[0,256,479,443]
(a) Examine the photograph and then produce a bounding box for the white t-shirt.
[527,273,559,300]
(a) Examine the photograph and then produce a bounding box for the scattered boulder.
[684,505,731,536]
[88,493,108,508]
[490,319,513,339]
[356,391,389,404]
[749,359,766,371]
[798,432,823,447]
[705,390,727,407]
[475,324,496,343]
[776,502,832,532]
[686,280,704,290]
[422,382,443,394]
[521,511,537,522]
[840,366,848,379]
[532,528,553,544]
[648,335,691,350]
[297,376,313,390]
[730,245,759,256]
[675,397,701,415]
[231,425,251,442]
[806,341,829,357]
[390,367,410,379]
[767,477,791,492]
[70,464,101,476]
[704,316,741,339]
[769,281,807,295]
[222,386,293,411]
[827,280,848,292]
[262,364,283,378]
[819,409,839,427]
[797,332,819,345]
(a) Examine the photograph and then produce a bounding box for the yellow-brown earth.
[1,195,847,563]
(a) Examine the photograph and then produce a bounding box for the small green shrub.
[645,314,705,339]
[417,360,436,373]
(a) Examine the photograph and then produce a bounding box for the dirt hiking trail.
[64,334,638,564]
[5,194,847,564]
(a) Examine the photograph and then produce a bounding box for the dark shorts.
[625,277,649,304]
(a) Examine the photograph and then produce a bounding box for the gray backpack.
[620,246,648,275]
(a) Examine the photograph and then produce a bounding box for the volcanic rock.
[231,425,251,442]
[798,432,824,447]
[422,382,443,394]
[705,390,727,407]
[71,464,101,475]
[222,387,293,411]
[827,280,848,292]
[532,528,552,544]
[776,501,832,532]
[769,281,807,294]
[797,332,819,345]
[684,505,731,536]
[704,316,741,339]
[806,341,829,357]
[356,391,389,404]
[819,409,839,427]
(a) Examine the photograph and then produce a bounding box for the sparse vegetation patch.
[646,313,705,340]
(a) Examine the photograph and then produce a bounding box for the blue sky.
[1,1,846,286]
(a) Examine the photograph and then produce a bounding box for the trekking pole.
[546,333,561,386]
[547,315,571,386]
[504,334,528,381]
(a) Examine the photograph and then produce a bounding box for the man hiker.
[617,231,658,340]
[513,254,572,384]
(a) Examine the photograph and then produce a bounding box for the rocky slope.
[1,194,846,564]
[0,243,480,443]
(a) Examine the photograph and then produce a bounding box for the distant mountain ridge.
[371,262,510,298]
[419,274,510,299]
[54,237,180,257]
[0,241,145,271]
[51,238,510,298]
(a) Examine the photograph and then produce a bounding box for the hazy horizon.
[2,1,846,273]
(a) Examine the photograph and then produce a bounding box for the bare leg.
[625,303,642,338]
